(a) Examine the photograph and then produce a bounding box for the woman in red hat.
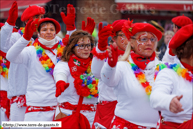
[53,30,98,127]
[150,24,193,129]
[91,20,129,129]
[6,18,64,121]
[99,19,162,129]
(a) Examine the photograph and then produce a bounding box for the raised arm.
[1,1,18,52]
[101,44,121,87]
[61,4,76,36]
[91,22,111,78]
[6,19,35,64]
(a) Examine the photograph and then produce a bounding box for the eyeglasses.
[132,37,157,43]
[75,44,92,50]
[117,34,126,38]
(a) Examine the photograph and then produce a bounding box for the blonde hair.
[119,40,132,61]
[164,30,174,37]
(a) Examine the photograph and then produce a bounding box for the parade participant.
[158,31,174,60]
[100,19,162,129]
[0,23,10,126]
[53,30,98,127]
[0,2,45,121]
[150,24,193,129]
[91,20,129,129]
[162,15,192,63]
[6,18,63,121]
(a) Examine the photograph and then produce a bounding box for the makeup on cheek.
[77,47,81,53]
[136,40,145,52]
[120,37,125,44]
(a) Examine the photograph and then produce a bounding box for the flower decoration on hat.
[122,19,134,40]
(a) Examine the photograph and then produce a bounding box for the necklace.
[154,63,193,83]
[128,61,152,96]
[33,40,64,76]
[73,61,99,98]
[0,55,9,78]
[18,27,25,36]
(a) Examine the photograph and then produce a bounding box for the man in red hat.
[91,19,129,129]
[172,15,192,34]
[162,15,192,63]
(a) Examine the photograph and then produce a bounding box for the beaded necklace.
[154,63,193,83]
[18,27,25,36]
[0,55,9,78]
[18,27,33,46]
[33,40,64,76]
[128,61,152,96]
[73,61,99,98]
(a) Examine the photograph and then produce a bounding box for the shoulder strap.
[76,96,84,113]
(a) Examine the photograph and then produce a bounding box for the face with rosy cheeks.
[113,31,129,51]
[39,23,56,41]
[130,32,158,58]
[74,37,92,59]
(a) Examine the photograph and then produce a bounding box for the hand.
[23,18,37,41]
[98,22,112,51]
[169,95,184,113]
[61,4,76,31]
[55,80,69,97]
[62,34,69,46]
[7,1,18,26]
[107,43,118,67]
[82,17,95,34]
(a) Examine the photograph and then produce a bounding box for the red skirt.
[160,115,193,129]
[92,100,117,129]
[0,90,10,119]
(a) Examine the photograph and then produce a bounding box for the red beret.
[112,19,127,36]
[0,23,4,29]
[169,24,193,49]
[172,15,192,27]
[122,19,162,41]
[21,5,45,22]
[37,18,61,34]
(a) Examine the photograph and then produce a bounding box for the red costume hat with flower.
[37,18,61,34]
[21,5,45,22]
[122,19,162,41]
[112,19,127,37]
[172,15,192,27]
[169,24,193,49]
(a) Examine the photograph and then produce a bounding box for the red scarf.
[130,51,156,70]
[181,61,193,74]
[37,41,59,55]
[68,55,91,77]
[68,55,92,97]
